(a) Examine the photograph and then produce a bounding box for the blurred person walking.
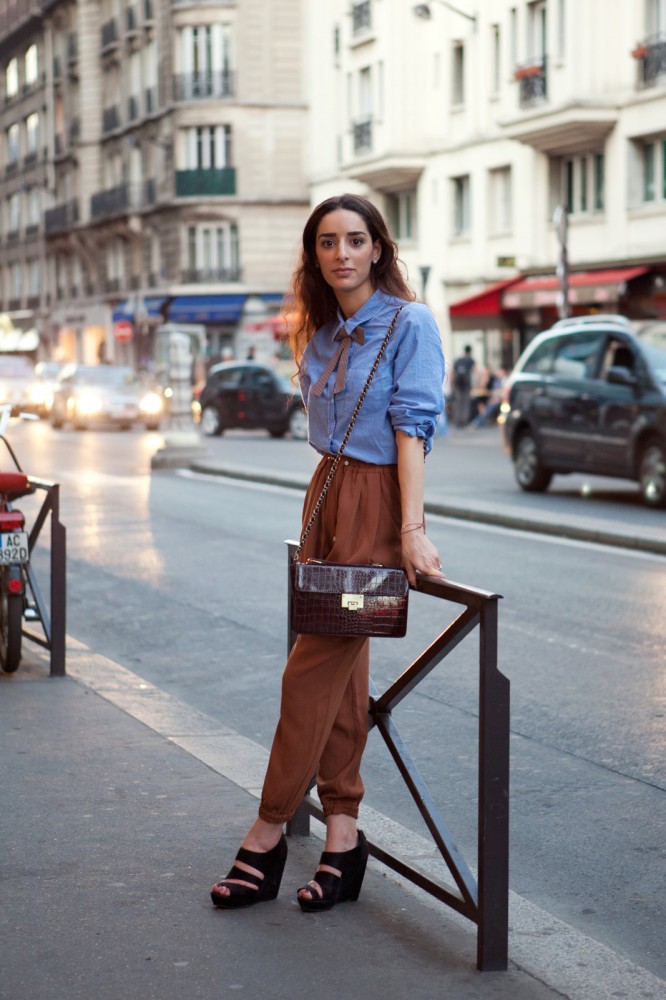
[210,193,445,913]
[452,344,475,427]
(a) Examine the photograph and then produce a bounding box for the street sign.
[114,320,133,342]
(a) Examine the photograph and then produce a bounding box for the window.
[644,141,657,201]
[557,0,566,58]
[5,58,18,99]
[28,259,40,297]
[489,166,512,233]
[452,174,471,235]
[452,42,465,105]
[509,7,518,68]
[646,0,666,35]
[6,123,19,163]
[528,0,547,61]
[387,191,416,241]
[27,186,40,227]
[25,112,39,155]
[552,154,605,214]
[10,261,22,300]
[25,44,38,86]
[180,24,233,97]
[185,222,239,279]
[185,125,232,169]
[491,25,501,94]
[8,192,20,233]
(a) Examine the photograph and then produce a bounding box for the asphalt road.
[10,419,666,979]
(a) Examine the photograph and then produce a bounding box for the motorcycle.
[0,405,37,672]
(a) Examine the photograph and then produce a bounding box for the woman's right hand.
[401,529,445,588]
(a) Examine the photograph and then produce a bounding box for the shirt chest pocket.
[344,360,394,414]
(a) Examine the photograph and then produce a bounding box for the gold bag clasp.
[341,593,364,611]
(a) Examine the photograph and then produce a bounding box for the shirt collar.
[333,289,399,337]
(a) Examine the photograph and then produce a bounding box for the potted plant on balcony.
[631,43,649,59]
[514,64,543,81]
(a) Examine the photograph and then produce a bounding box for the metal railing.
[515,56,548,107]
[353,117,373,154]
[175,167,236,197]
[285,540,509,972]
[635,33,666,88]
[23,478,67,677]
[172,70,234,101]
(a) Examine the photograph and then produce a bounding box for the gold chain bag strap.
[290,307,409,639]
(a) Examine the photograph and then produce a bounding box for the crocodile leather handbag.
[290,561,409,638]
[290,308,409,639]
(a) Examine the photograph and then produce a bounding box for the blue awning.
[112,297,168,323]
[167,294,247,325]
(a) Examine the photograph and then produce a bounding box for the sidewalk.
[3,646,665,1000]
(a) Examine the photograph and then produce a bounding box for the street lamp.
[413,1,477,28]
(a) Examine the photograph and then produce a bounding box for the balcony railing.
[181,267,241,284]
[102,105,120,133]
[515,57,548,107]
[353,117,373,154]
[45,200,79,234]
[90,182,151,219]
[352,1,372,33]
[633,33,666,88]
[175,167,236,196]
[173,70,234,101]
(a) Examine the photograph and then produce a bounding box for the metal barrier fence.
[285,540,509,971]
[23,478,66,677]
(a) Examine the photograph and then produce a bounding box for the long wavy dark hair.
[287,194,415,366]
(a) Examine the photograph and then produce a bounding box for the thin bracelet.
[401,520,424,529]
[401,524,424,535]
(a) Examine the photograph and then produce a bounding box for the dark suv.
[500,315,666,507]
[196,361,307,439]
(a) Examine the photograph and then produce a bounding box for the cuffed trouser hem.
[322,803,359,820]
[257,806,291,826]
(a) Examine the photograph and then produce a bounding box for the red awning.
[449,277,522,330]
[502,266,649,310]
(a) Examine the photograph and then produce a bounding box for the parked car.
[0,355,36,414]
[500,315,666,507]
[195,361,307,439]
[50,364,164,431]
[26,361,64,418]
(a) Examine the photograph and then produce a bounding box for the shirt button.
[344,460,349,466]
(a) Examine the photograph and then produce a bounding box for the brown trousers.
[258,454,403,825]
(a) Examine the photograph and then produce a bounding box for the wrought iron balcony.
[175,167,236,197]
[353,117,373,155]
[180,267,242,284]
[45,199,80,234]
[91,183,130,219]
[514,57,548,107]
[633,34,666,88]
[173,70,234,101]
[101,18,119,49]
[102,105,120,133]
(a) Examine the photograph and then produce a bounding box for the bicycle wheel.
[0,584,23,673]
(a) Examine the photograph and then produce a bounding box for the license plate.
[0,531,29,564]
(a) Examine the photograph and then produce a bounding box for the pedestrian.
[451,344,475,427]
[210,193,445,913]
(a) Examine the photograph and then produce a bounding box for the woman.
[211,193,445,912]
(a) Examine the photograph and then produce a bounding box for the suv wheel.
[514,431,552,492]
[201,405,222,437]
[288,407,308,440]
[639,439,666,508]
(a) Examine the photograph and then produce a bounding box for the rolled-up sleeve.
[388,303,445,456]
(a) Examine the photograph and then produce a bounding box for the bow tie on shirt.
[311,326,365,396]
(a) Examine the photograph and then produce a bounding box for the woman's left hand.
[401,530,445,588]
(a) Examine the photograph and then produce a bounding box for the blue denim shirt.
[299,289,445,463]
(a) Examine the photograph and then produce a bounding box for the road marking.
[65,637,665,1000]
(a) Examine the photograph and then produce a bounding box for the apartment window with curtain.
[552,154,605,214]
[452,42,465,105]
[641,140,666,201]
[489,166,512,233]
[25,112,39,156]
[185,125,232,169]
[8,192,20,234]
[24,44,38,86]
[185,222,239,281]
[5,58,18,99]
[6,123,19,164]
[179,24,233,98]
[387,191,417,241]
[452,174,471,235]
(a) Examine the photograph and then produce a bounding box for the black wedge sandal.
[297,830,369,912]
[211,835,288,909]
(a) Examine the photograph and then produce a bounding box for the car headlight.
[76,392,104,415]
[139,391,163,416]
